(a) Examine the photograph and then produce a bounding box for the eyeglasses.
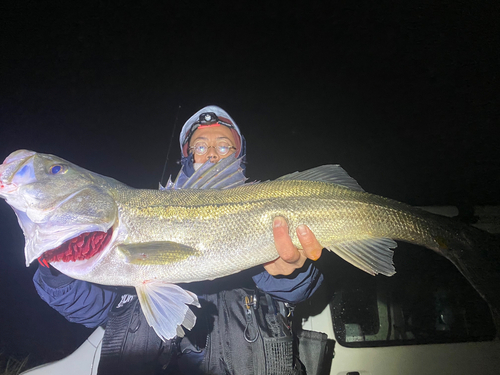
[189,141,237,156]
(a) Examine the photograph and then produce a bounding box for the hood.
[179,105,247,177]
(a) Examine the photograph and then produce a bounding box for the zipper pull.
[243,295,259,343]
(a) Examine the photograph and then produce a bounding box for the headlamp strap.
[198,123,221,129]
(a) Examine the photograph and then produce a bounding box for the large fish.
[1,149,499,340]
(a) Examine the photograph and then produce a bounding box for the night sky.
[1,1,499,367]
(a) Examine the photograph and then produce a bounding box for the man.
[34,105,324,374]
[179,106,323,278]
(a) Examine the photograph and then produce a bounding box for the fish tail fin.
[440,225,500,327]
[135,281,201,341]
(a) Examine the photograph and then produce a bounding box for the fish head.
[0,150,118,269]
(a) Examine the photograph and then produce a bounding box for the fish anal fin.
[117,242,199,265]
[136,281,200,341]
[326,237,397,277]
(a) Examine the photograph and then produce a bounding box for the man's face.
[189,125,237,164]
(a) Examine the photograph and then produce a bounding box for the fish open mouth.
[39,228,113,264]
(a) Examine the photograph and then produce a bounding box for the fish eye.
[50,165,66,175]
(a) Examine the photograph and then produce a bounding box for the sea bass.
[1,149,499,340]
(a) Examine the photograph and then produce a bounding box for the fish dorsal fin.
[162,155,247,190]
[159,177,174,191]
[326,237,397,276]
[277,165,364,192]
[136,281,200,340]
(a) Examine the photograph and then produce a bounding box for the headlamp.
[183,112,234,146]
[201,112,216,124]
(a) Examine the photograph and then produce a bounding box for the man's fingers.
[266,218,322,276]
[296,224,323,261]
[273,217,301,263]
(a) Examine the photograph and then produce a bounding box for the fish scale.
[79,180,436,287]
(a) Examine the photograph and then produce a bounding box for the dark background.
[1,1,499,367]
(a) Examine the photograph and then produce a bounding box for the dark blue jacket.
[34,261,323,328]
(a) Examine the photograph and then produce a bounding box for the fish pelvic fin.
[277,165,364,191]
[327,237,397,277]
[117,242,199,265]
[136,281,201,341]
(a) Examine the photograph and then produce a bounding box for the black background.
[0,1,498,367]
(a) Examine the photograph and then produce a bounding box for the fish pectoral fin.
[136,281,201,341]
[326,237,397,277]
[117,242,199,265]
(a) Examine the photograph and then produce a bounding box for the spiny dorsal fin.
[161,155,247,190]
[277,165,364,191]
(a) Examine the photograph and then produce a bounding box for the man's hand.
[263,216,323,276]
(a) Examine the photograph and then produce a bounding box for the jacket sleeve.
[252,261,324,305]
[33,265,117,328]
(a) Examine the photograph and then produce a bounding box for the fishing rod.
[160,104,181,187]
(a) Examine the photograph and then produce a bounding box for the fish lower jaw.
[0,182,18,195]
